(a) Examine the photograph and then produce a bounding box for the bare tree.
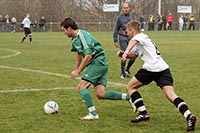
[0,0,199,31]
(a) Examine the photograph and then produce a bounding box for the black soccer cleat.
[186,115,197,131]
[131,113,150,123]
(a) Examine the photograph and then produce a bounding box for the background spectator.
[1,15,6,32]
[32,20,38,32]
[139,15,145,31]
[161,14,167,31]
[11,17,17,32]
[0,15,3,32]
[148,15,155,31]
[4,14,11,32]
[188,14,195,30]
[39,16,46,32]
[183,14,188,30]
[179,15,184,31]
[166,12,174,30]
[157,14,162,31]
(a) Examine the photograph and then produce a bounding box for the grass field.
[0,31,200,133]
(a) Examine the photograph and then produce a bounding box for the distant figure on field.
[20,13,33,44]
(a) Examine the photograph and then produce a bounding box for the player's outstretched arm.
[117,50,137,59]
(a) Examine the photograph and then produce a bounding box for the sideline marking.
[0,48,126,93]
[0,65,126,93]
[0,87,75,93]
[0,65,126,87]
[0,65,71,78]
[0,48,21,58]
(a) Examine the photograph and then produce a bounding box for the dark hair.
[60,17,78,30]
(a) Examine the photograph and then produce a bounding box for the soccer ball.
[44,100,59,114]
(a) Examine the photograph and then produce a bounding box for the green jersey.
[71,29,108,66]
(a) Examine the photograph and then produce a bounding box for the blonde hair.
[126,20,140,32]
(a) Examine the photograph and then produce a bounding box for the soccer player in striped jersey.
[60,17,135,120]
[119,20,196,131]
[20,13,33,44]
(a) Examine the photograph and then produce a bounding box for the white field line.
[0,48,21,58]
[0,48,126,93]
[0,65,71,78]
[0,65,126,93]
[0,87,75,93]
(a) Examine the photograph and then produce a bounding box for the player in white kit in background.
[20,13,33,44]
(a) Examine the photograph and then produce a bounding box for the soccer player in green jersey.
[61,17,135,120]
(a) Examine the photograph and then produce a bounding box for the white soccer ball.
[44,101,59,114]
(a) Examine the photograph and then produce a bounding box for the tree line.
[0,0,199,31]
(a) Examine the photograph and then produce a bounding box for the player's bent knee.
[96,93,105,99]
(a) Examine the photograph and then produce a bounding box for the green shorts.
[82,64,108,87]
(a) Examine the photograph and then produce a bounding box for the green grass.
[0,31,200,133]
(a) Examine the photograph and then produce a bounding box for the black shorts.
[24,28,31,35]
[135,68,173,88]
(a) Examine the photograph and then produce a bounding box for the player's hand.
[71,70,80,80]
[122,51,128,61]
[114,42,119,48]
[117,50,124,57]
